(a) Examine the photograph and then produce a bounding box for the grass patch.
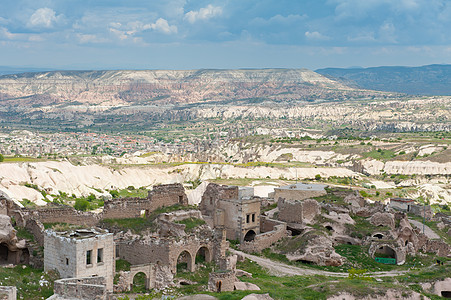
[0,265,58,299]
[15,227,35,242]
[100,204,197,234]
[175,217,206,232]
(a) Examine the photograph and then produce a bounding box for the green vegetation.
[100,204,198,234]
[15,227,35,241]
[0,153,3,162]
[363,149,396,161]
[0,265,58,299]
[175,217,206,232]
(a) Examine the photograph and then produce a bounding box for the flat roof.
[390,198,415,203]
[276,182,327,192]
[46,228,111,240]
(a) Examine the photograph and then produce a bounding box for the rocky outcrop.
[369,212,395,229]
[284,232,344,267]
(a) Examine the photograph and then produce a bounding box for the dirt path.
[409,219,440,239]
[231,249,409,278]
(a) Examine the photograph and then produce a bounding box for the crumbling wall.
[157,210,202,223]
[302,199,320,222]
[24,218,45,247]
[148,183,188,212]
[239,217,287,253]
[200,184,238,217]
[208,270,236,292]
[53,277,107,300]
[277,198,303,223]
[25,207,98,226]
[409,204,433,221]
[102,198,149,219]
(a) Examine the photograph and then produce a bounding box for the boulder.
[369,212,395,229]
[234,282,261,291]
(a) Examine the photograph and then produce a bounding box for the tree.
[0,154,3,162]
[315,174,322,181]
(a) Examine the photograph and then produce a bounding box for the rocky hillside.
[316,64,451,95]
[0,68,390,107]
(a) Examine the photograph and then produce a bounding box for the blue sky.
[1,0,451,70]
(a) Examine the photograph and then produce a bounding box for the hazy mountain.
[0,66,54,76]
[316,64,451,95]
[0,69,391,108]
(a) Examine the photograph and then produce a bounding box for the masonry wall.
[116,240,171,266]
[53,277,106,300]
[208,270,236,292]
[148,183,188,212]
[24,218,45,247]
[277,198,303,223]
[218,201,240,240]
[44,231,115,291]
[238,199,261,242]
[102,198,149,219]
[409,204,433,221]
[239,217,287,253]
[274,188,326,202]
[27,207,98,226]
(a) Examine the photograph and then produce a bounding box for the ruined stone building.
[44,228,115,291]
[273,182,327,201]
[200,184,261,242]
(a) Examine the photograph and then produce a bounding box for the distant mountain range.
[316,64,451,95]
[0,66,54,76]
[0,69,390,109]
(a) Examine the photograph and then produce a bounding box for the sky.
[1,0,451,70]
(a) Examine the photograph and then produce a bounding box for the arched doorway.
[0,243,9,264]
[243,230,256,242]
[131,272,148,293]
[176,250,193,273]
[195,246,211,264]
[375,245,397,262]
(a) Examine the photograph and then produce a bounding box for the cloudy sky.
[1,0,451,70]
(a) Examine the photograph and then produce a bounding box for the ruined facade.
[44,229,115,291]
[49,277,107,300]
[277,198,320,224]
[200,183,261,242]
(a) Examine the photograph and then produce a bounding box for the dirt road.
[231,249,409,278]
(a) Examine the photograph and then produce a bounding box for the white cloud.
[305,31,330,41]
[27,8,63,29]
[149,18,177,34]
[0,26,17,39]
[184,4,222,23]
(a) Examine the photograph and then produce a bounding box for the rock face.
[284,231,344,267]
[0,69,357,107]
[370,212,395,229]
[0,214,28,265]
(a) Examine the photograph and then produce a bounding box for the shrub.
[315,174,322,181]
[74,198,90,211]
[0,154,4,162]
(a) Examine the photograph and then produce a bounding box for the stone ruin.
[0,214,29,266]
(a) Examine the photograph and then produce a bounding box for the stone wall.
[44,230,115,291]
[25,207,99,226]
[24,218,45,247]
[148,183,188,212]
[102,198,148,219]
[409,204,433,221]
[302,199,320,222]
[208,270,236,292]
[0,286,16,300]
[239,217,287,253]
[53,277,107,300]
[277,198,303,223]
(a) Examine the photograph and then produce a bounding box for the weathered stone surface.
[369,212,395,229]
[0,214,28,265]
[234,281,261,291]
[241,293,274,300]
[208,270,236,292]
[285,233,344,266]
